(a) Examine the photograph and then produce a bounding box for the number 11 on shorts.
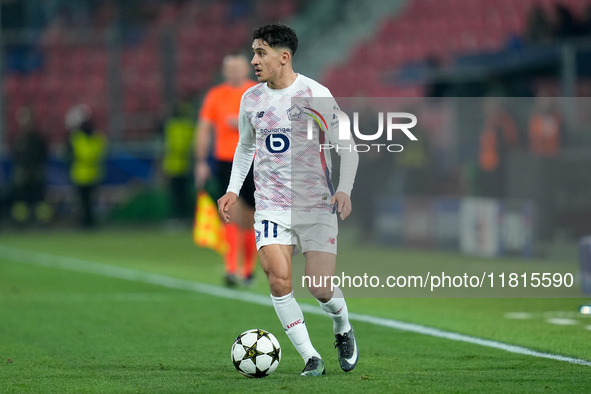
[262,220,278,238]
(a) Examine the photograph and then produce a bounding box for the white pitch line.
[546,318,579,326]
[504,312,533,320]
[1,245,591,368]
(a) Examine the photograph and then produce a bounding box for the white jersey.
[227,74,358,227]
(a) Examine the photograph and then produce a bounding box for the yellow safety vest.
[396,138,428,169]
[70,130,106,186]
[163,117,194,176]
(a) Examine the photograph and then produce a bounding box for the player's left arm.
[322,95,359,221]
[330,191,352,221]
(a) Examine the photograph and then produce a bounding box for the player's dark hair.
[252,24,298,56]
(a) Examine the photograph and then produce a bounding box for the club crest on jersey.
[287,104,303,121]
[255,230,261,242]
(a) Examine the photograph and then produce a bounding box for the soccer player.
[218,24,359,376]
[195,53,258,287]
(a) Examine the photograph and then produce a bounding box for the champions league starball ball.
[231,329,281,378]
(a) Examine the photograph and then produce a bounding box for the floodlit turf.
[1,228,590,392]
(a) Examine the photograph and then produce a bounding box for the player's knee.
[267,274,292,296]
[307,283,333,301]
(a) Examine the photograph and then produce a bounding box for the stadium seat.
[320,0,591,94]
[3,74,21,97]
[0,0,300,139]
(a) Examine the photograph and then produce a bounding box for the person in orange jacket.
[194,53,258,287]
[478,97,520,197]
[528,95,564,158]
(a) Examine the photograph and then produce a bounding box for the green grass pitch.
[0,228,590,392]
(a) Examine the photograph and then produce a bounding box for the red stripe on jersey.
[305,107,329,132]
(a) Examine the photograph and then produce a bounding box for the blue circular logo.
[265,134,290,153]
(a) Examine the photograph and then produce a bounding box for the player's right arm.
[194,119,213,189]
[218,96,256,222]
[218,191,237,224]
[194,88,216,189]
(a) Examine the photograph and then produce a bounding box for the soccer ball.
[231,328,281,378]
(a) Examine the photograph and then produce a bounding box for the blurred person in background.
[581,5,591,36]
[528,93,564,159]
[162,99,195,226]
[10,106,52,226]
[194,53,257,287]
[393,107,432,196]
[477,97,520,198]
[350,96,391,244]
[525,5,554,44]
[65,105,107,229]
[552,4,583,40]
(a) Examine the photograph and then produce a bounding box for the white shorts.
[253,211,338,255]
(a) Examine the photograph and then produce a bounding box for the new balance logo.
[328,237,336,245]
[256,111,265,118]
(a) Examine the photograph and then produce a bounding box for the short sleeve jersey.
[199,80,257,162]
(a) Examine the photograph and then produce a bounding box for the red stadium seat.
[321,0,551,95]
[4,74,22,97]
[4,0,305,142]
